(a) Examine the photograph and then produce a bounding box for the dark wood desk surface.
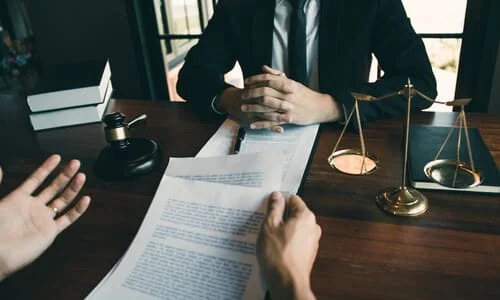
[0,97,499,299]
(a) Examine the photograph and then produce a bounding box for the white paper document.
[239,124,319,193]
[87,176,273,300]
[167,152,282,189]
[86,153,282,299]
[197,119,319,193]
[196,119,240,157]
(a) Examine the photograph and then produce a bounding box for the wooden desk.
[0,98,499,299]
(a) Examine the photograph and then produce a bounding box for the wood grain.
[0,97,498,299]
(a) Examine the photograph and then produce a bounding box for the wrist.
[289,277,316,300]
[216,87,242,114]
[317,94,343,123]
[268,267,315,300]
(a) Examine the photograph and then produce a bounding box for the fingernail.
[241,105,247,112]
[250,123,256,129]
[271,191,281,200]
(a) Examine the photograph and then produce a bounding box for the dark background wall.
[24,0,150,99]
[489,44,500,113]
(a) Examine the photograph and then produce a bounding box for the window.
[371,0,468,111]
[154,0,215,65]
[153,0,216,100]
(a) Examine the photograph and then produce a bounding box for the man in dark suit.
[177,0,437,132]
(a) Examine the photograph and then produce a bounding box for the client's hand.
[257,192,321,300]
[0,155,91,280]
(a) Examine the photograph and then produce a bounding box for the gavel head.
[103,112,131,151]
[95,112,162,180]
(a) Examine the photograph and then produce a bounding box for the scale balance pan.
[328,149,379,176]
[424,159,483,189]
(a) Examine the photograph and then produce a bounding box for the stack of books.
[27,60,112,131]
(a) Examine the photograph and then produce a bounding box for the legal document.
[197,119,240,158]
[167,152,282,189]
[196,118,320,193]
[86,152,283,299]
[239,124,319,193]
[86,176,274,300]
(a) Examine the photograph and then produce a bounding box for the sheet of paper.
[239,124,320,193]
[86,176,274,300]
[196,119,239,157]
[86,152,283,299]
[166,152,282,189]
[196,119,319,194]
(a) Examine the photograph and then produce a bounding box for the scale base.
[376,187,428,217]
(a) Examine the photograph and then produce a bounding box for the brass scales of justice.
[327,78,480,217]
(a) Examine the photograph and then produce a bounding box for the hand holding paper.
[257,192,320,300]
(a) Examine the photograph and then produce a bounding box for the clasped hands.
[217,65,342,132]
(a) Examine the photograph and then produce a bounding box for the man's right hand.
[257,192,321,300]
[216,85,288,133]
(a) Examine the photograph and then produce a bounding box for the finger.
[241,104,276,113]
[245,72,281,86]
[262,65,294,93]
[245,76,293,95]
[266,192,286,227]
[18,154,61,194]
[0,166,3,184]
[270,125,284,133]
[242,86,285,102]
[286,195,308,219]
[250,120,285,130]
[46,203,58,218]
[37,160,81,204]
[264,77,294,94]
[254,112,290,123]
[262,65,284,76]
[46,173,86,211]
[55,196,91,234]
[243,96,293,113]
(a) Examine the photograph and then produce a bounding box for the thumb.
[266,191,286,227]
[262,65,286,77]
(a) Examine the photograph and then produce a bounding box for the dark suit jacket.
[177,0,437,125]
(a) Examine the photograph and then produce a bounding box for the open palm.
[0,155,91,280]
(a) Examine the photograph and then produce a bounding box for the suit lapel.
[251,0,276,74]
[318,0,344,91]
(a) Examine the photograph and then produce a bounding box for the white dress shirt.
[211,0,320,114]
[272,0,319,90]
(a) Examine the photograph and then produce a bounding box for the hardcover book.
[27,59,111,112]
[28,81,113,131]
[408,125,500,193]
